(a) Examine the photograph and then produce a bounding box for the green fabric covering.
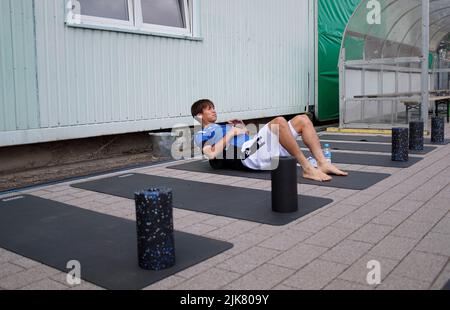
[318,0,361,121]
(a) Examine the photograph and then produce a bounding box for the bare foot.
[318,162,348,176]
[303,167,332,182]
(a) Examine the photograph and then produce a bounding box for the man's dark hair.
[191,99,215,120]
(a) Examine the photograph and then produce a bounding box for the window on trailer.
[76,0,134,27]
[78,0,130,20]
[68,0,192,37]
[137,0,191,35]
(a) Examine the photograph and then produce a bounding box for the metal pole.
[314,0,319,122]
[339,49,346,128]
[421,0,430,130]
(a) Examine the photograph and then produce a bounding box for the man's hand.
[231,126,249,136]
[228,119,245,127]
[228,119,249,134]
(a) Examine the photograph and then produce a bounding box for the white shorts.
[240,120,299,171]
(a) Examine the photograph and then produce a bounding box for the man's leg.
[290,115,348,176]
[268,117,332,182]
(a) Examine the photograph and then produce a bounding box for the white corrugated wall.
[0,0,315,146]
[0,0,39,134]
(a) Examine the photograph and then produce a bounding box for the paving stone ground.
[1,122,449,290]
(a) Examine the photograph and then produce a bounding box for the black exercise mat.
[71,174,333,226]
[443,280,450,290]
[319,134,449,145]
[300,151,422,168]
[166,160,390,190]
[0,195,232,290]
[298,141,437,155]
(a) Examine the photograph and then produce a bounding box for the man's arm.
[202,127,246,160]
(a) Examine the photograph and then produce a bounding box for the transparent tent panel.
[343,0,424,61]
[343,99,421,126]
[343,0,450,62]
[429,1,450,52]
[340,0,450,128]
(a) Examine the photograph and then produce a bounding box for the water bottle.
[323,144,332,164]
[307,156,317,168]
[298,156,318,168]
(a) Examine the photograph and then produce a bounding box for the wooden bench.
[352,90,450,124]
[432,95,450,123]
[401,95,450,123]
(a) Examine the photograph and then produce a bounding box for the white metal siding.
[0,0,39,133]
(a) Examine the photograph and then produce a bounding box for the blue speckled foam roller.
[134,187,175,271]
[431,117,445,144]
[409,121,424,151]
[392,128,409,162]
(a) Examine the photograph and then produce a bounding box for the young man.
[191,99,348,182]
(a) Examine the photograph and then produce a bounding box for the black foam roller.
[392,128,409,162]
[409,121,424,151]
[431,117,445,144]
[134,187,175,271]
[271,157,298,213]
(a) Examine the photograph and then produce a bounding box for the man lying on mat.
[191,99,348,182]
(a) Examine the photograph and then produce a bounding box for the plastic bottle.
[323,144,332,164]
[297,157,318,168]
[307,156,317,168]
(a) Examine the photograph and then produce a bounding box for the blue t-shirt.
[194,124,250,150]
